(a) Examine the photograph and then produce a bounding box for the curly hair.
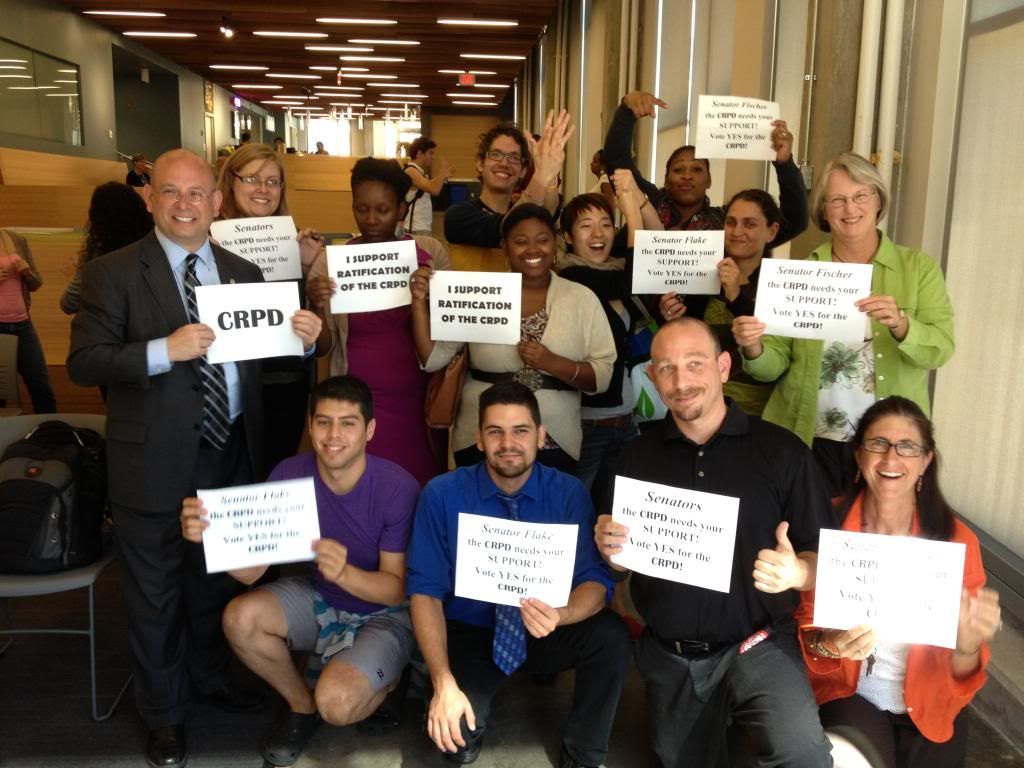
[79,182,153,266]
[350,156,412,205]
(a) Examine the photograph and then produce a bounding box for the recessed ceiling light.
[53,79,78,83]
[469,70,499,75]
[231,84,283,90]
[210,65,269,71]
[446,92,494,98]
[473,84,510,89]
[0,75,31,79]
[0,59,28,63]
[0,65,26,70]
[340,73,397,79]
[8,85,59,90]
[253,31,328,38]
[309,66,339,71]
[46,92,79,97]
[316,17,397,25]
[338,56,404,63]
[379,100,422,105]
[57,69,77,73]
[348,38,420,46]
[264,100,304,105]
[123,31,197,38]
[328,102,366,106]
[85,10,166,16]
[369,83,419,88]
[438,69,465,75]
[381,93,427,98]
[269,94,317,99]
[451,100,495,106]
[266,73,321,80]
[437,18,518,27]
[305,45,373,53]
[314,85,365,90]
[460,53,525,60]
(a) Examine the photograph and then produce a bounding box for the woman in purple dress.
[307,158,447,486]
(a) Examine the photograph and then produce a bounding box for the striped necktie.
[492,494,528,676]
[184,253,231,450]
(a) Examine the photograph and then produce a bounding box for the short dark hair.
[476,123,530,166]
[408,136,437,160]
[274,137,284,144]
[724,188,786,229]
[240,131,251,142]
[308,375,374,423]
[559,193,615,236]
[665,145,710,174]
[654,317,722,356]
[350,156,412,205]
[500,203,556,241]
[478,382,542,429]
[840,396,955,541]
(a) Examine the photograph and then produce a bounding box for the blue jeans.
[0,320,56,413]
[575,418,640,491]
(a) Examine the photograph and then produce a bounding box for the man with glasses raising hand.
[68,149,322,768]
[444,111,574,248]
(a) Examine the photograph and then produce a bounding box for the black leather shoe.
[261,710,321,767]
[444,736,483,765]
[146,725,187,768]
[203,684,265,714]
[559,744,600,768]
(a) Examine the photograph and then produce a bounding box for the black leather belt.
[469,369,574,392]
[654,634,724,657]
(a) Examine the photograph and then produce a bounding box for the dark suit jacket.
[67,230,265,512]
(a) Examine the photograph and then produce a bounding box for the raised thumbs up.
[752,521,810,594]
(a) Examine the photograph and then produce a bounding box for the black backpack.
[0,421,107,573]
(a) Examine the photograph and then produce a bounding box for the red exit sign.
[458,73,476,86]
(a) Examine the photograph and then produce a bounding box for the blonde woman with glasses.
[731,153,954,494]
[215,144,329,476]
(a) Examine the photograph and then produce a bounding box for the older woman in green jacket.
[732,153,954,494]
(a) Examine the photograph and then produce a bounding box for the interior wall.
[113,70,182,160]
[424,112,502,181]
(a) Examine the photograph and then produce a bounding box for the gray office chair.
[0,413,133,721]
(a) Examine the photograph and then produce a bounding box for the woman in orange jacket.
[795,396,1001,767]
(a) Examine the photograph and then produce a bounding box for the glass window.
[0,37,82,145]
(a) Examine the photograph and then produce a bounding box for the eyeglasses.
[484,149,524,167]
[825,189,876,209]
[158,188,212,204]
[861,437,927,458]
[232,172,283,188]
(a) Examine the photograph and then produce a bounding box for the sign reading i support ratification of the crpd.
[199,477,320,574]
[610,476,739,593]
[195,281,303,364]
[429,270,522,345]
[326,239,419,314]
[753,259,874,343]
[454,513,578,608]
[813,529,966,648]
[210,216,302,281]
[631,230,724,295]
[694,95,780,161]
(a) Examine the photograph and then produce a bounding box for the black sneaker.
[444,736,483,765]
[261,710,321,767]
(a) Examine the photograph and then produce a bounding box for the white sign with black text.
[199,478,320,574]
[454,513,578,608]
[753,259,874,343]
[429,270,521,345]
[813,528,966,648]
[695,95,780,161]
[195,281,302,364]
[610,476,739,593]
[631,230,723,295]
[326,239,418,314]
[210,216,302,282]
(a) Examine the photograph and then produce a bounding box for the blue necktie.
[492,494,528,676]
[184,253,231,450]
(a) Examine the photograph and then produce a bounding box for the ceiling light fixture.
[46,92,79,97]
[368,82,419,88]
[451,100,495,106]
[231,84,282,90]
[305,45,373,52]
[84,10,166,16]
[469,70,499,75]
[0,75,31,79]
[348,38,420,46]
[338,56,404,63]
[123,31,197,38]
[340,73,397,79]
[316,17,396,25]
[210,65,268,71]
[57,69,77,73]
[473,83,510,89]
[253,31,328,38]
[314,85,364,90]
[381,93,427,98]
[219,18,235,38]
[309,66,339,71]
[437,18,518,27]
[445,92,494,98]
[460,53,526,60]
[266,73,321,79]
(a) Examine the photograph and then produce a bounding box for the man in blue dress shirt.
[407,382,630,768]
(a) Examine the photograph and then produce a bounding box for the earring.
[854,468,862,484]
[916,475,923,493]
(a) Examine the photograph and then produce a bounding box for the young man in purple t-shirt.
[181,376,419,767]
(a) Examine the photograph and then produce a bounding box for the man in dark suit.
[68,149,322,768]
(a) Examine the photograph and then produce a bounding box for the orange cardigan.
[795,494,990,743]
